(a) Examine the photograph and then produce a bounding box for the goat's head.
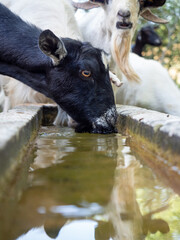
[43,32,118,134]
[0,30,117,134]
[137,25,162,46]
[74,0,167,28]
[73,0,167,81]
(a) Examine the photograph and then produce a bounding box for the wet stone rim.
[117,104,180,155]
[0,105,43,184]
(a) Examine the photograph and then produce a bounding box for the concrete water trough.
[0,104,180,196]
[0,104,57,197]
[1,103,180,239]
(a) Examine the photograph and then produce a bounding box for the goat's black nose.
[117,10,131,18]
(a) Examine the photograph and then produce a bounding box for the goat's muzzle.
[116,10,132,30]
[91,106,118,134]
[153,39,162,46]
[75,106,118,134]
[118,10,131,18]
[116,21,133,30]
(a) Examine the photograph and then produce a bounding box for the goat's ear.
[72,1,100,10]
[39,29,67,66]
[140,9,168,24]
[140,0,168,24]
[0,62,52,99]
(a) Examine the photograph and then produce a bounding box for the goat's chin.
[111,32,140,82]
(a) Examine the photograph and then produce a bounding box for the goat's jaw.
[75,106,117,134]
[116,21,133,30]
[116,15,133,30]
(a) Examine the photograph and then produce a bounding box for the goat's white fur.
[6,0,82,40]
[0,85,5,108]
[116,53,180,116]
[75,0,140,82]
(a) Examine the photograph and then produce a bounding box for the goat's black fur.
[0,3,117,134]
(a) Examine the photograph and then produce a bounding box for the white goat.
[116,53,180,116]
[74,0,167,82]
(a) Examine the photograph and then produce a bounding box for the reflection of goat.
[109,142,170,239]
[15,159,170,240]
[132,25,162,56]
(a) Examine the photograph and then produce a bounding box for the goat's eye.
[81,70,91,78]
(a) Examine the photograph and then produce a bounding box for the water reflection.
[16,220,98,240]
[50,202,103,217]
[0,126,180,240]
[108,145,170,240]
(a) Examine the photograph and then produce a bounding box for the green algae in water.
[0,126,180,240]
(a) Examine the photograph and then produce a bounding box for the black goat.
[132,25,162,56]
[0,3,117,134]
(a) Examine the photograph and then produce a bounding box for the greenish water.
[0,126,180,240]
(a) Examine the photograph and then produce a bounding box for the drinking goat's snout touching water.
[0,2,117,134]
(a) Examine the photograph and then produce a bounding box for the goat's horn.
[140,9,168,24]
[72,1,100,10]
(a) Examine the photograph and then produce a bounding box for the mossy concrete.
[117,105,180,155]
[0,105,43,188]
[117,104,180,187]
[116,105,180,196]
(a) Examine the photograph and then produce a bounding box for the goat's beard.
[111,32,140,82]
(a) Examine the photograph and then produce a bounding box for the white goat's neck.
[9,0,82,40]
